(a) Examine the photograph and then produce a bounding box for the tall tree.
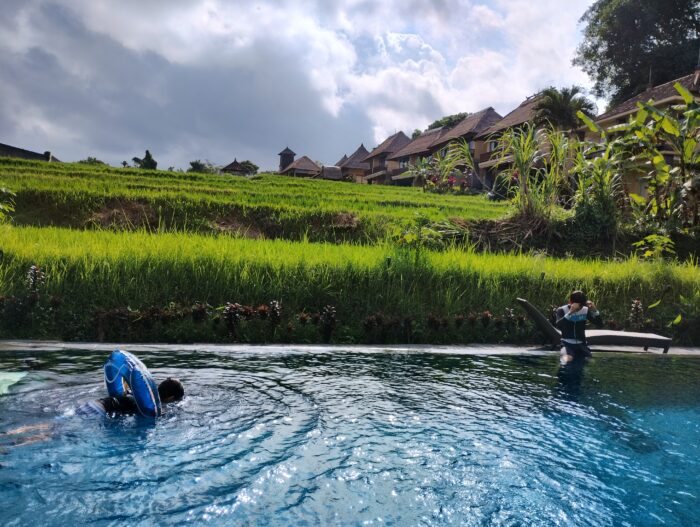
[240,160,259,175]
[426,112,470,131]
[574,0,700,106]
[534,86,597,130]
[188,159,217,173]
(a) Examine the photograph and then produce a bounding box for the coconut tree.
[534,86,596,131]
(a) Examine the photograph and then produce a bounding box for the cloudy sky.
[1,0,597,170]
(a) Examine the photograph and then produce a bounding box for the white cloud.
[1,0,598,165]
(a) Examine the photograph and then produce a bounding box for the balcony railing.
[479,152,495,163]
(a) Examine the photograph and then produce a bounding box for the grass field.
[1,158,507,242]
[2,225,697,344]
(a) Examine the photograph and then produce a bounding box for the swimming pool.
[1,345,699,526]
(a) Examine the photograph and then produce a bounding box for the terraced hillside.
[0,158,508,242]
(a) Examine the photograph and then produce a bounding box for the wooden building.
[338,144,370,183]
[320,165,343,181]
[222,158,249,176]
[474,95,544,188]
[362,131,411,185]
[278,147,296,173]
[0,143,59,162]
[279,155,321,177]
[591,68,700,196]
[387,107,502,187]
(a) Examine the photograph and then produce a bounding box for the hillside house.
[591,68,700,196]
[279,155,321,177]
[474,95,544,189]
[388,107,502,187]
[320,165,343,181]
[386,128,448,186]
[362,131,411,185]
[338,144,370,183]
[278,147,296,173]
[222,158,249,175]
[0,143,59,162]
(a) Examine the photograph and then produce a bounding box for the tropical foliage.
[132,149,157,170]
[578,83,700,236]
[534,86,596,130]
[575,0,700,104]
[1,224,697,343]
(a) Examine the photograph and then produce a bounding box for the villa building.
[279,155,321,177]
[388,107,503,187]
[278,147,296,173]
[0,142,59,162]
[474,95,544,189]
[221,158,249,176]
[338,144,371,183]
[386,128,448,186]
[320,165,343,181]
[595,70,700,130]
[591,67,700,196]
[362,131,411,185]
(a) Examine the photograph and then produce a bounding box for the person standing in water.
[555,290,603,363]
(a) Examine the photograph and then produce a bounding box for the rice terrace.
[1,1,700,526]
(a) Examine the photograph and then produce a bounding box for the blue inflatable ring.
[104,349,162,417]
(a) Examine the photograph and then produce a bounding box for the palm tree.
[534,86,596,131]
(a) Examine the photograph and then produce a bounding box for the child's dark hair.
[158,378,184,401]
[569,290,588,305]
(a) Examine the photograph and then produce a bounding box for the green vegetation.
[1,84,698,345]
[575,0,700,105]
[2,225,698,344]
[0,157,507,242]
[533,86,597,130]
[132,149,157,170]
[426,112,470,131]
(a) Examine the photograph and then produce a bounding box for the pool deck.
[0,340,699,356]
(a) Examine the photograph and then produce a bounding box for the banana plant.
[627,83,699,230]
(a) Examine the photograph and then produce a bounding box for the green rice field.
[1,225,698,344]
[0,158,507,242]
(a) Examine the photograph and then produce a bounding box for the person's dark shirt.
[555,304,603,343]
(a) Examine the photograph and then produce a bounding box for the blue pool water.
[1,345,699,526]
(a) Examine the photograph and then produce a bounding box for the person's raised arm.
[586,301,603,327]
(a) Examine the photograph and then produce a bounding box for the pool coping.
[1,340,699,356]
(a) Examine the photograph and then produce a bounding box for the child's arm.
[587,301,603,327]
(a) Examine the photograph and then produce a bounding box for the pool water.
[1,345,699,526]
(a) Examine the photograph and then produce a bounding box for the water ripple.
[1,349,699,526]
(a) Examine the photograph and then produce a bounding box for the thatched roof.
[340,144,370,170]
[0,143,59,162]
[335,154,348,166]
[476,95,544,138]
[280,155,321,175]
[278,146,296,156]
[388,128,447,160]
[320,166,343,180]
[597,71,700,124]
[362,131,411,161]
[431,107,503,148]
[222,158,247,173]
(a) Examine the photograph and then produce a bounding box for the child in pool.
[75,377,184,417]
[555,290,603,363]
